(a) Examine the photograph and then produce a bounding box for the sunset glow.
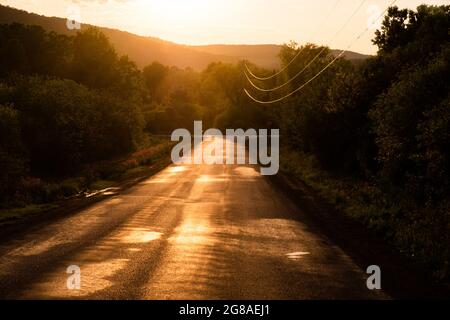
[0,0,448,304]
[0,0,446,54]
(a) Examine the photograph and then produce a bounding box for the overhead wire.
[244,0,342,81]
[245,0,367,92]
[244,0,397,105]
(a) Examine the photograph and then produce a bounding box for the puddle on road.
[233,167,260,177]
[171,218,210,245]
[19,257,129,299]
[121,228,163,244]
[169,166,188,173]
[86,187,121,198]
[286,252,311,260]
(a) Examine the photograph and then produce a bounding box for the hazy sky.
[0,0,447,54]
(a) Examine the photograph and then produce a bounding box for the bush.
[370,45,450,203]
[0,104,26,204]
[9,76,144,176]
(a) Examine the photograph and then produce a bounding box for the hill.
[192,44,370,68]
[0,4,370,70]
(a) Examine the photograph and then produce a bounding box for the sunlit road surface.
[0,137,387,299]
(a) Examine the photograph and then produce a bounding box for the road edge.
[0,159,172,242]
[266,172,450,300]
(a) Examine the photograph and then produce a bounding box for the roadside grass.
[0,136,175,226]
[89,179,115,191]
[281,148,450,283]
[0,204,58,225]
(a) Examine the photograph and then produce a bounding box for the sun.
[132,0,223,44]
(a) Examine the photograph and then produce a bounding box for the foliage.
[0,103,25,204]
[0,5,449,280]
[7,77,144,175]
[370,45,450,203]
[143,62,169,102]
[274,5,450,280]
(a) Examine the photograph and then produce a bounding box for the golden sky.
[0,0,447,54]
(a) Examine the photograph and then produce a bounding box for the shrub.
[0,104,26,204]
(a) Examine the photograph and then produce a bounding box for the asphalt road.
[0,138,387,299]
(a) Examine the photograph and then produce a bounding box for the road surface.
[0,138,387,299]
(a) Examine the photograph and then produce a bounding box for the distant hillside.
[0,5,238,70]
[0,5,370,70]
[192,44,370,68]
[191,44,282,70]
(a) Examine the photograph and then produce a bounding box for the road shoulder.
[267,172,449,299]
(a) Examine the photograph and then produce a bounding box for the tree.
[0,104,26,203]
[71,28,118,89]
[143,62,168,102]
[0,23,71,77]
[113,56,145,102]
[374,5,450,58]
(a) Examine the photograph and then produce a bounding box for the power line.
[245,0,367,92]
[244,0,397,105]
[244,0,342,81]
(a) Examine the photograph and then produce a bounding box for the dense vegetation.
[255,5,449,280]
[0,23,265,208]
